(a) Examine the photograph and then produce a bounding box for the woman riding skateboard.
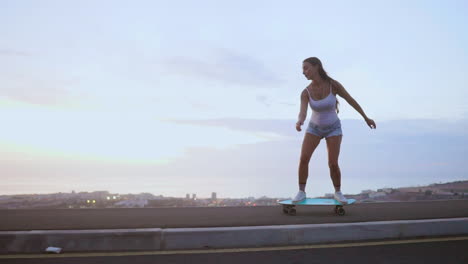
[293,57,376,204]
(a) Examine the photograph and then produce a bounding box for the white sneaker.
[334,191,348,204]
[292,190,306,203]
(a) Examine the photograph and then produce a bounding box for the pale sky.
[1,0,467,198]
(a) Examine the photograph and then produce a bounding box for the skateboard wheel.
[288,208,296,216]
[336,206,345,216]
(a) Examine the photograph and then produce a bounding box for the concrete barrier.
[0,228,162,253]
[162,217,468,250]
[1,218,467,253]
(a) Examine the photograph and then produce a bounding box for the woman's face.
[302,61,318,80]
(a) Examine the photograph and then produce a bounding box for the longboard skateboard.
[278,198,356,216]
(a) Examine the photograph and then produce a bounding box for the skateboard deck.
[278,198,356,216]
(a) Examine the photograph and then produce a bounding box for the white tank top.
[305,81,339,126]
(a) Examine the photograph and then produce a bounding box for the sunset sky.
[1,0,467,198]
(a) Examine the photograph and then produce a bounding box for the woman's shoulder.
[301,88,309,99]
[330,79,343,94]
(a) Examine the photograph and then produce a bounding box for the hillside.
[339,180,468,202]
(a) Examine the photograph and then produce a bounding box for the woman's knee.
[328,162,339,170]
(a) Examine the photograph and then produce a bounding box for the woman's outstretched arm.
[333,80,376,129]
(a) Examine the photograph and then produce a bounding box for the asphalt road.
[1,237,467,264]
[1,200,467,231]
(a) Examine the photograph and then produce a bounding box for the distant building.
[192,194,196,200]
[255,197,277,205]
[437,191,453,195]
[186,194,190,199]
[148,198,193,207]
[211,192,217,200]
[382,188,393,194]
[369,192,387,198]
[115,199,148,208]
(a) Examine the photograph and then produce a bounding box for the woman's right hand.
[296,122,302,132]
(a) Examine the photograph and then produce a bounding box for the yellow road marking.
[1,236,467,259]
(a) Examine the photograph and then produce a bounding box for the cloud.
[0,49,31,57]
[256,95,270,107]
[168,117,468,138]
[1,117,467,198]
[0,77,79,106]
[170,117,468,195]
[0,47,82,106]
[159,49,284,88]
[278,101,296,107]
[165,118,297,138]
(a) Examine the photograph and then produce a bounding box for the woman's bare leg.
[298,133,322,188]
[325,135,343,191]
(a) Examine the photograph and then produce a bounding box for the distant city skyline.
[1,1,467,198]
[3,176,467,200]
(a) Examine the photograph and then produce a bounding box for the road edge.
[1,217,467,253]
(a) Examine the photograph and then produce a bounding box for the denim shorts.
[306,119,343,139]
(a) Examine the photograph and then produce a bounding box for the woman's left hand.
[365,117,376,129]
